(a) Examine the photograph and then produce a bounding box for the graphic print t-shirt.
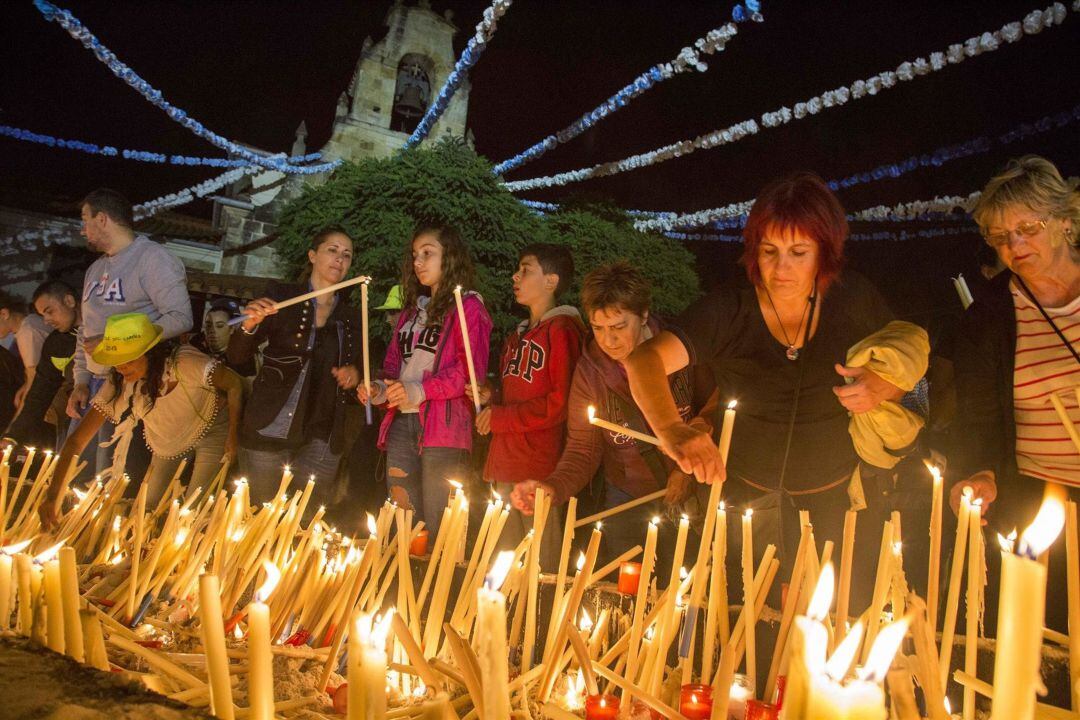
[395,296,441,413]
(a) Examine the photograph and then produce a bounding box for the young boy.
[473,244,584,571]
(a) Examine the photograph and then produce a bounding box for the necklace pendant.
[786,345,800,361]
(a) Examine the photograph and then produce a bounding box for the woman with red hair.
[624,172,928,590]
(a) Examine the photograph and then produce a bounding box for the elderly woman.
[951,156,1079,520]
[623,172,929,595]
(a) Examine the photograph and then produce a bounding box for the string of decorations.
[665,225,973,243]
[0,124,323,168]
[31,0,342,175]
[133,164,264,220]
[402,0,512,150]
[631,102,1079,232]
[492,2,762,176]
[503,2,1074,193]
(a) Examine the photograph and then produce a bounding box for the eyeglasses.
[981,218,1047,247]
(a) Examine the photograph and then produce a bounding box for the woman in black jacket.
[229,226,361,509]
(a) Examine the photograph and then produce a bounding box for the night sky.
[1,0,1078,320]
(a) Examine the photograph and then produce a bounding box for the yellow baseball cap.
[90,313,164,367]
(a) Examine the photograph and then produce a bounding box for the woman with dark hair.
[358,222,492,538]
[229,226,361,510]
[38,313,244,528]
[622,172,929,591]
[191,298,257,378]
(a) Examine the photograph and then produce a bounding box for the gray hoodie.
[75,236,193,384]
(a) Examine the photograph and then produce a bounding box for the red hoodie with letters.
[483,306,585,484]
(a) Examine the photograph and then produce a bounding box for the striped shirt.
[1012,280,1080,485]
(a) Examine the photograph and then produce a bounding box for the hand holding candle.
[587,405,660,446]
[452,285,482,413]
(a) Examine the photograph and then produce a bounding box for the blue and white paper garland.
[492,2,761,176]
[0,124,324,168]
[504,2,1074,193]
[32,0,341,176]
[402,0,512,150]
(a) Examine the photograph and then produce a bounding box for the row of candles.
[0,388,1076,720]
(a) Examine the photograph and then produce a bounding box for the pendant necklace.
[763,289,811,361]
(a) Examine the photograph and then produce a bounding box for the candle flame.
[579,608,594,632]
[997,531,1017,554]
[587,405,597,423]
[33,541,64,564]
[412,682,427,698]
[174,527,189,547]
[576,551,586,572]
[807,562,835,621]
[564,669,586,710]
[719,501,726,512]
[366,512,377,537]
[254,561,281,603]
[691,693,698,704]
[824,620,863,681]
[892,541,902,556]
[492,490,502,503]
[455,284,463,292]
[73,487,88,502]
[744,508,753,519]
[595,521,603,531]
[448,479,462,491]
[650,516,660,526]
[944,698,952,714]
[858,616,910,682]
[1019,494,1065,558]
[644,625,655,641]
[112,515,121,531]
[1,539,32,555]
[679,566,689,580]
[110,553,124,565]
[234,623,243,640]
[486,550,514,590]
[727,399,737,410]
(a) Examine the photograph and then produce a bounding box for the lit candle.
[58,547,84,662]
[409,528,429,557]
[248,560,280,720]
[587,405,661,446]
[938,488,972,689]
[38,543,64,654]
[680,683,713,719]
[835,509,857,649]
[347,611,392,720]
[618,561,642,595]
[14,551,33,636]
[624,517,658,707]
[584,693,619,720]
[0,540,30,632]
[963,499,982,720]
[360,278,372,424]
[452,285,481,413]
[477,551,514,720]
[1067,501,1080,711]
[718,399,737,464]
[989,495,1064,720]
[729,673,754,720]
[199,573,235,720]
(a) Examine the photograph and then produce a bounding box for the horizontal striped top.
[1012,280,1080,486]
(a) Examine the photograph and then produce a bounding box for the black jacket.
[228,282,359,454]
[5,329,76,446]
[950,270,1018,483]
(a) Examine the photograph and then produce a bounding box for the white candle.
[927,464,943,636]
[452,285,481,413]
[587,405,661,446]
[248,561,280,720]
[718,399,737,464]
[742,509,756,691]
[478,552,514,720]
[348,611,391,720]
[14,552,32,636]
[952,275,974,310]
[0,553,11,632]
[199,574,235,720]
[43,558,65,654]
[989,496,1065,720]
[58,547,84,662]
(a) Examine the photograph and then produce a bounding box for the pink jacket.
[377,291,493,451]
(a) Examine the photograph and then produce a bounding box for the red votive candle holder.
[584,693,620,719]
[409,528,429,556]
[618,561,642,595]
[773,675,787,711]
[745,699,779,720]
[679,683,713,719]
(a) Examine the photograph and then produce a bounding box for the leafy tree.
[274,138,700,347]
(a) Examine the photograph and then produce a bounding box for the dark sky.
[1,1,1078,318]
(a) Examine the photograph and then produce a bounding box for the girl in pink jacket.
[359,223,492,537]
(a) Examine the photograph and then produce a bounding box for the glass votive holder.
[745,699,779,720]
[618,561,642,595]
[772,675,787,711]
[679,683,713,719]
[728,672,755,720]
[584,693,620,719]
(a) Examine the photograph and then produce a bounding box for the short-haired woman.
[622,172,929,598]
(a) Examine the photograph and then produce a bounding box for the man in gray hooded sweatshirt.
[66,189,193,473]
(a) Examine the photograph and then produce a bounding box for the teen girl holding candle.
[230,226,362,512]
[358,223,492,539]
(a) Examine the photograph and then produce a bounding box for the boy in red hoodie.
[472,244,584,571]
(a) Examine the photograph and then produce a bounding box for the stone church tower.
[320,0,469,162]
[216,0,469,277]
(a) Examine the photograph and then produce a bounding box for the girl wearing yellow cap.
[39,312,244,528]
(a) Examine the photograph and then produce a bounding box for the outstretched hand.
[833,363,905,414]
